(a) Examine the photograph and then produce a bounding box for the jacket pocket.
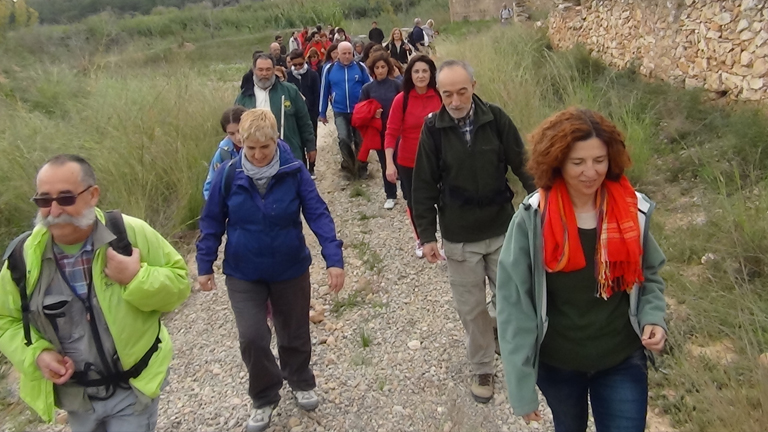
[42,294,85,344]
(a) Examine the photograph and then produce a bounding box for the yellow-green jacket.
[0,209,190,422]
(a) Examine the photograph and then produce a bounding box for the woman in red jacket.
[384,54,442,257]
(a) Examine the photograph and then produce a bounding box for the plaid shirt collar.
[452,102,475,146]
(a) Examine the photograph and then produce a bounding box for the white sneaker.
[384,199,396,210]
[294,389,319,411]
[246,405,274,432]
[415,241,424,259]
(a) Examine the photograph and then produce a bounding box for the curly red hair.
[527,108,632,189]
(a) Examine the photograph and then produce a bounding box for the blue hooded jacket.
[196,141,344,283]
[203,137,240,199]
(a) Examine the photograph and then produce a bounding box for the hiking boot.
[294,389,319,411]
[384,199,396,210]
[246,404,275,432]
[471,374,494,404]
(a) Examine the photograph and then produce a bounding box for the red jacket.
[352,99,383,162]
[304,41,327,59]
[384,88,442,168]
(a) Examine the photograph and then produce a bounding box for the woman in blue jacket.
[196,109,345,432]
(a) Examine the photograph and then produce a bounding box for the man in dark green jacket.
[412,59,537,404]
[236,54,316,164]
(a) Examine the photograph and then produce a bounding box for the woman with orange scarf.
[496,108,667,432]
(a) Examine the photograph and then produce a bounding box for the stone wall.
[549,0,768,101]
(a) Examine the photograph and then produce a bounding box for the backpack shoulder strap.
[357,61,366,76]
[220,158,238,198]
[3,231,33,346]
[104,210,133,257]
[424,113,443,173]
[220,148,233,162]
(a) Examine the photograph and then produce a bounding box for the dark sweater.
[412,94,536,244]
[369,27,385,44]
[287,68,321,118]
[359,78,402,128]
[540,228,643,372]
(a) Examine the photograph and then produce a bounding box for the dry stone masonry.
[549,0,768,101]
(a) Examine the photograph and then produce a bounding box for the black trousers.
[397,164,419,240]
[226,272,316,408]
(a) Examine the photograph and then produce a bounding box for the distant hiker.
[369,21,385,45]
[409,18,426,52]
[319,41,371,179]
[422,19,438,55]
[384,28,412,65]
[333,27,351,43]
[270,42,287,68]
[327,25,336,42]
[236,53,316,165]
[322,42,340,74]
[357,52,403,210]
[275,34,287,56]
[204,106,247,199]
[196,108,345,432]
[299,26,310,46]
[497,108,668,431]
[0,154,190,430]
[412,60,537,404]
[353,39,365,62]
[289,31,302,52]
[384,54,441,254]
[306,48,323,73]
[287,49,322,179]
[304,31,328,59]
[500,3,514,24]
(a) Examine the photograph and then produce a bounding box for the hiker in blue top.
[196,108,345,432]
[203,107,246,199]
[319,41,371,179]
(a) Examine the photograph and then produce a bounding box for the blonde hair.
[239,109,279,143]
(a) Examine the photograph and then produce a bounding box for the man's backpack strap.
[104,210,132,257]
[3,231,33,346]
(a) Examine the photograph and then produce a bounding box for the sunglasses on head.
[31,186,92,208]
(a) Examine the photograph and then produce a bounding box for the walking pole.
[280,95,286,139]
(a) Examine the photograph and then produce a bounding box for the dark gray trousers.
[226,272,316,408]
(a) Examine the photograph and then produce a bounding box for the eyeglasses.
[31,186,93,208]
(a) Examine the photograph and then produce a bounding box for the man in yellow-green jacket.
[0,154,190,431]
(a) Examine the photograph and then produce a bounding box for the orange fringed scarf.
[540,176,644,299]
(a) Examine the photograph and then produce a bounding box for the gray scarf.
[241,147,281,195]
[291,63,309,79]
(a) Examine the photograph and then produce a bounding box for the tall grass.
[440,24,768,432]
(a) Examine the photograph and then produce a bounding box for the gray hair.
[352,39,364,48]
[40,154,97,188]
[253,53,275,67]
[414,18,422,25]
[437,60,475,82]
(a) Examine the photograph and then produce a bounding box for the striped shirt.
[53,238,94,299]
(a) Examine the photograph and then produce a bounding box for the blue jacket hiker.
[197,140,343,283]
[202,137,240,199]
[319,60,370,117]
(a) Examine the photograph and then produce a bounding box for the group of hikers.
[0,15,668,432]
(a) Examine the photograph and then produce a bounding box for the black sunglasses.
[31,186,93,208]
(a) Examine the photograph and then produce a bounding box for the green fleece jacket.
[412,94,536,244]
[235,79,316,160]
[496,191,667,416]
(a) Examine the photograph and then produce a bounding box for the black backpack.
[2,210,133,348]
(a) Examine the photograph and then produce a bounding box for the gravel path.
[156,121,555,432]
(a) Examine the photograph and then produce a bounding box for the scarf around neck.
[540,175,643,299]
[292,63,309,79]
[241,146,281,194]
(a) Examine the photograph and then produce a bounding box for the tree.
[0,0,11,33]
[13,0,30,28]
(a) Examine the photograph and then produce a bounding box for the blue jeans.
[537,348,648,432]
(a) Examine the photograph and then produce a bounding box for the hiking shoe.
[384,199,396,210]
[246,405,275,432]
[471,374,494,404]
[309,169,317,180]
[294,389,319,411]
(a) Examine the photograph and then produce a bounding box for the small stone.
[319,336,329,344]
[324,322,336,331]
[326,335,337,346]
[309,310,325,324]
[230,397,242,405]
[407,340,421,350]
[393,405,407,415]
[288,417,301,428]
[715,13,733,25]
[212,368,222,375]
[55,411,68,425]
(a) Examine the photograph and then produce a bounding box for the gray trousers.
[67,387,159,432]
[443,234,504,375]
